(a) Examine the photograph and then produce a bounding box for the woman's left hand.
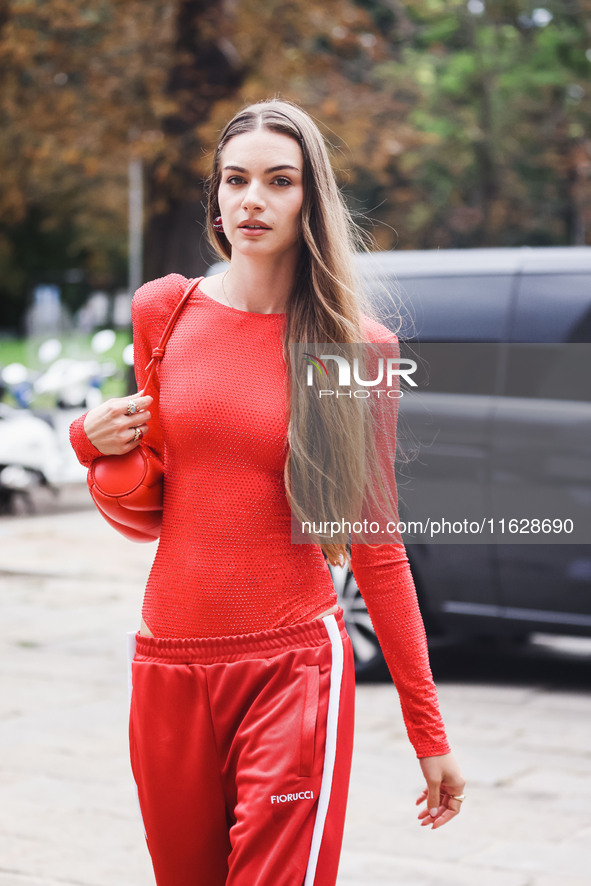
[416,752,466,829]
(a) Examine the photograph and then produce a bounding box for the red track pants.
[128,611,355,886]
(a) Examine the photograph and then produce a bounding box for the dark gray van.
[207,247,591,674]
[329,247,591,674]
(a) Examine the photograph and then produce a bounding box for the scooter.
[0,403,63,514]
[0,330,127,512]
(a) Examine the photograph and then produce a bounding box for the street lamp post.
[128,154,143,298]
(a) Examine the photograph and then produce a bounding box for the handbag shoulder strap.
[142,276,204,388]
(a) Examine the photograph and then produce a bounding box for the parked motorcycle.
[0,403,63,514]
[0,330,128,513]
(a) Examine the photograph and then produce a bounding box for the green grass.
[0,338,30,366]
[0,330,132,367]
[0,330,133,407]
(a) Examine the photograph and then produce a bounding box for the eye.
[273,176,292,187]
[226,175,245,185]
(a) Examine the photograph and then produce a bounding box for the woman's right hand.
[83,392,153,456]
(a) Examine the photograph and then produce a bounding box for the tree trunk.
[144,196,211,280]
[143,0,243,282]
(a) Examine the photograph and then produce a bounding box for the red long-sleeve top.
[70,274,450,758]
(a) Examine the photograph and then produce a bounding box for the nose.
[242,179,265,212]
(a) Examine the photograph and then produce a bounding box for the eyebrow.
[222,164,301,174]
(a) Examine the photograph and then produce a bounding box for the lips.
[238,220,271,230]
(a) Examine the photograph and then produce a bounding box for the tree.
[1,0,590,331]
[360,0,591,246]
[0,0,243,327]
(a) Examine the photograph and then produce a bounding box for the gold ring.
[126,400,139,416]
[451,794,465,803]
[132,427,142,442]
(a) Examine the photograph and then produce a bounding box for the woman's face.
[217,129,304,264]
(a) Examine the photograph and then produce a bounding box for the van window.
[505,274,591,402]
[511,274,591,343]
[369,275,514,343]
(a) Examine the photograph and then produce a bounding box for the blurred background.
[2,0,590,330]
[0,0,589,525]
[1,5,591,884]
[1,0,590,507]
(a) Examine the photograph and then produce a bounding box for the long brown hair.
[205,99,399,565]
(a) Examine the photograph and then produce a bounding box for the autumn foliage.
[1,0,590,328]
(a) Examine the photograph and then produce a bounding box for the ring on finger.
[126,400,139,416]
[132,426,142,442]
[451,794,465,803]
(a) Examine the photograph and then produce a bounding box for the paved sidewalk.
[1,501,590,885]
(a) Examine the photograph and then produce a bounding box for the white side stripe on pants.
[304,614,344,886]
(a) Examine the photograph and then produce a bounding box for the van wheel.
[328,562,386,679]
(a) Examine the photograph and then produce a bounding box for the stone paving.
[1,499,590,885]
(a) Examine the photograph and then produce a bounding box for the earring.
[213,216,224,233]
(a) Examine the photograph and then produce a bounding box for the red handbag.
[87,277,202,542]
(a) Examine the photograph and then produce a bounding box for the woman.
[70,99,465,886]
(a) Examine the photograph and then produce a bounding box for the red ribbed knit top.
[69,274,450,758]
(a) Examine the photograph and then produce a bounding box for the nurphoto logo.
[303,352,417,398]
